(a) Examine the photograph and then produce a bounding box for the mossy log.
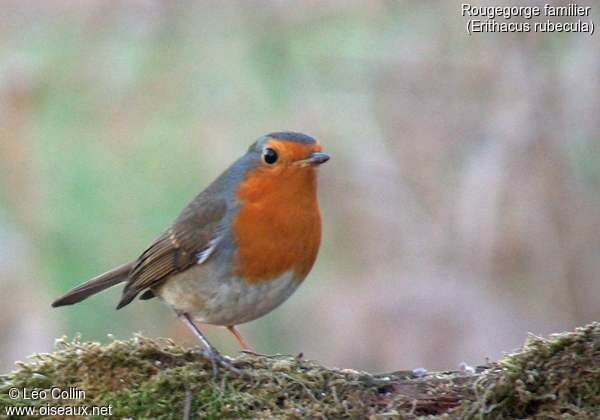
[1,323,599,418]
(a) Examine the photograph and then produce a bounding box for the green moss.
[458,322,600,419]
[0,335,412,418]
[2,323,600,418]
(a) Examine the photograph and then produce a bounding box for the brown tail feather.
[51,262,134,307]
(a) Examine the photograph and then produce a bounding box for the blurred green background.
[1,1,599,373]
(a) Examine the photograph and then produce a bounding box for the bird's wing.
[116,196,227,309]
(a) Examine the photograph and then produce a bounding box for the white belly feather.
[155,264,300,326]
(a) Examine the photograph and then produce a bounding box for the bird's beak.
[299,152,330,167]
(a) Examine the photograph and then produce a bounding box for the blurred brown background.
[1,0,599,373]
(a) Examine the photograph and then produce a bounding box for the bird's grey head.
[223,131,325,187]
[247,131,317,153]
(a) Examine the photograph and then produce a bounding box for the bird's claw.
[196,347,246,378]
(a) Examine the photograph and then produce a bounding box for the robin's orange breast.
[232,164,322,284]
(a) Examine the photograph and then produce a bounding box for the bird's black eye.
[263,148,278,165]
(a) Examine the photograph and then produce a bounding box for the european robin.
[52,132,329,375]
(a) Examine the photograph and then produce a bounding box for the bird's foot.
[240,349,269,357]
[195,347,246,378]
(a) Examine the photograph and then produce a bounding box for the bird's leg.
[227,326,271,357]
[226,325,253,351]
[178,313,242,377]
